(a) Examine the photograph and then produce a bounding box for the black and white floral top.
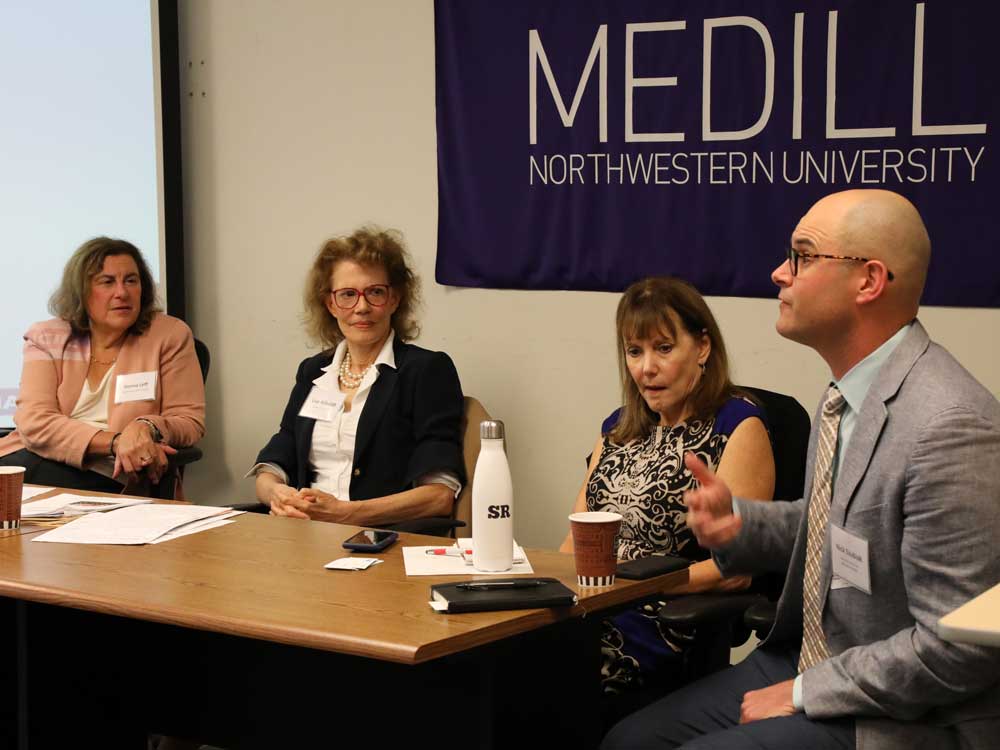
[588,396,768,694]
[588,396,765,562]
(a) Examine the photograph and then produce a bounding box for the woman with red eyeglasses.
[248,227,464,527]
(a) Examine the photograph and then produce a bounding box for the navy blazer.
[256,338,465,500]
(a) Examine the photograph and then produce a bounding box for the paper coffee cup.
[569,511,622,586]
[0,467,26,530]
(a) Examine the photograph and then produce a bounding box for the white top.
[249,332,461,500]
[70,366,119,481]
[70,366,115,429]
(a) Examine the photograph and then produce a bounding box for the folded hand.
[268,484,311,519]
[114,420,177,483]
[294,488,350,524]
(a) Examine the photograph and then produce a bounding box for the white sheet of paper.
[21,493,152,518]
[455,537,527,564]
[33,504,231,545]
[325,557,383,571]
[21,486,52,502]
[830,524,871,594]
[402,546,534,576]
[150,511,243,543]
[115,371,158,403]
[298,386,342,421]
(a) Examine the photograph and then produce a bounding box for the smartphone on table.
[342,529,399,553]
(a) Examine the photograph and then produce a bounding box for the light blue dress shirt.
[791,322,911,710]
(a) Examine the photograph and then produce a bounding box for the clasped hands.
[683,452,796,724]
[268,484,346,522]
[113,420,176,484]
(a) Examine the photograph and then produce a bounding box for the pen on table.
[425,548,463,557]
[456,580,547,591]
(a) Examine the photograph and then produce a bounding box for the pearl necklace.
[338,351,373,389]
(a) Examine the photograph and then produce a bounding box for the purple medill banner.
[434,0,998,307]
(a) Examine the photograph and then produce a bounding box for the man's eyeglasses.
[785,246,894,281]
[330,284,391,309]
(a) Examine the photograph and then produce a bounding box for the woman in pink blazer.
[0,237,205,494]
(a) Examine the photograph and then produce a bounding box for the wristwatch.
[135,417,163,443]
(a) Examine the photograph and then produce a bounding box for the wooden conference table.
[938,582,1000,647]
[0,488,687,749]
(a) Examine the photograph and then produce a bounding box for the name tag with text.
[830,524,871,595]
[115,371,157,403]
[299,386,342,422]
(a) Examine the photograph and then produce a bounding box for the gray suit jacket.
[717,321,1000,750]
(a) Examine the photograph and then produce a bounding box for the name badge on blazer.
[115,371,157,403]
[299,386,342,422]
[830,524,871,594]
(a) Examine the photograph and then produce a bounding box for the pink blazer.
[0,313,206,468]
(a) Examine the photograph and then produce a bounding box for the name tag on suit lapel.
[830,524,872,594]
[299,386,342,422]
[115,371,157,403]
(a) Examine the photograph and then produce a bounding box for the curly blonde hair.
[303,227,421,350]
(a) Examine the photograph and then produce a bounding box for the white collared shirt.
[307,332,396,500]
[248,331,461,500]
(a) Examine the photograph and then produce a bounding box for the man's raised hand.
[683,452,742,549]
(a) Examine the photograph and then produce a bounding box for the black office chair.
[655,386,811,679]
[152,337,210,499]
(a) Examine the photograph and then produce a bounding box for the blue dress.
[588,396,766,693]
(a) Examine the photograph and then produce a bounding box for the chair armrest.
[658,593,767,630]
[380,518,467,536]
[743,600,778,635]
[170,446,203,467]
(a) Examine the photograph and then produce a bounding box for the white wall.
[177,0,1000,549]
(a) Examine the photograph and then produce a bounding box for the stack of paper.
[22,493,152,519]
[21,486,53,502]
[33,504,241,545]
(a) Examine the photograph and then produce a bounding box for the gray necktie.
[799,384,846,673]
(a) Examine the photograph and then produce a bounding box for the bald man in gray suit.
[603,190,1000,750]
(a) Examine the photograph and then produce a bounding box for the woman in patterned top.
[560,276,775,716]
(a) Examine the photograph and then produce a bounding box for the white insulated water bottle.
[472,419,513,572]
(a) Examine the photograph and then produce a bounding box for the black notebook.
[429,577,578,613]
